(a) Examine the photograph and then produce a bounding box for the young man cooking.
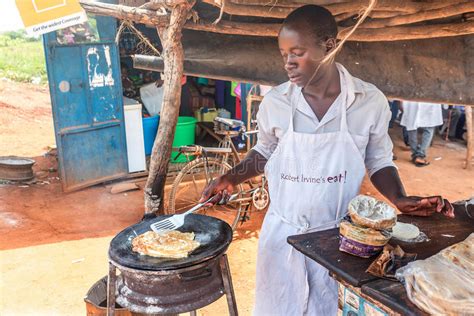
[200,5,454,315]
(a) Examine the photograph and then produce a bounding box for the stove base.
[107,254,237,316]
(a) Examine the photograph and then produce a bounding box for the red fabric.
[235,97,242,120]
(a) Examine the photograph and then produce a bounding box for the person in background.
[400,101,443,166]
[455,107,467,141]
[388,99,401,128]
[120,63,138,99]
[441,105,463,141]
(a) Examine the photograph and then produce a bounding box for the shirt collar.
[282,63,363,97]
[289,63,358,121]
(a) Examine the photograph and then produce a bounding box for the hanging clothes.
[235,96,242,120]
[196,77,209,85]
[230,81,239,97]
[215,80,226,108]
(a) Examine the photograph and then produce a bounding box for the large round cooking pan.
[109,214,233,271]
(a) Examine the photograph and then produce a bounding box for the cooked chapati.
[132,230,200,259]
[396,233,474,315]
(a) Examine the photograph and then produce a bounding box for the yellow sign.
[16,0,87,35]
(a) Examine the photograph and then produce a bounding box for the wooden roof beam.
[201,0,468,18]
[347,20,474,41]
[80,0,169,26]
[201,0,293,19]
[360,2,474,29]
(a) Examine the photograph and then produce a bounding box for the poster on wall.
[15,0,87,36]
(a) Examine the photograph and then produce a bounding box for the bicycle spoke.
[191,173,200,198]
[203,161,213,185]
[175,196,199,205]
[174,184,200,200]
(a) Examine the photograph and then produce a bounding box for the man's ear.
[325,38,337,54]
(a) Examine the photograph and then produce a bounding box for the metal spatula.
[150,193,238,233]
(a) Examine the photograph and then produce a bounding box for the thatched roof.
[104,0,474,42]
[80,0,474,104]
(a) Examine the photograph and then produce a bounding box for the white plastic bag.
[395,233,474,315]
[140,83,164,116]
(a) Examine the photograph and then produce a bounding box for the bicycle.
[166,117,270,230]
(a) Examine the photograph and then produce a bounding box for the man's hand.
[394,196,454,218]
[199,175,235,206]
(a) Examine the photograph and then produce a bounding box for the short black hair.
[282,5,338,44]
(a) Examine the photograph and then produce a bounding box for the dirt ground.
[0,80,473,315]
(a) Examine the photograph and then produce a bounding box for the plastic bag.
[140,83,164,116]
[395,233,474,315]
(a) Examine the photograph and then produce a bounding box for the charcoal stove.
[107,214,237,316]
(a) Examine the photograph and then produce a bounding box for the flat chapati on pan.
[391,222,420,241]
[132,230,200,259]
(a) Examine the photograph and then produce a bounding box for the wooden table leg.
[107,262,117,316]
[220,254,238,316]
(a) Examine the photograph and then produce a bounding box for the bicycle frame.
[171,118,269,226]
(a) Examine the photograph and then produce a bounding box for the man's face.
[278,26,329,87]
[121,67,128,78]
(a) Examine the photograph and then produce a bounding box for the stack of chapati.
[339,195,396,258]
[396,233,474,315]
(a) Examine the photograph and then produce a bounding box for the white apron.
[254,85,366,315]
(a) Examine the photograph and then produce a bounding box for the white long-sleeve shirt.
[253,63,395,178]
[400,101,443,131]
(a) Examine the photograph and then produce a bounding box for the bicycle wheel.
[167,157,244,230]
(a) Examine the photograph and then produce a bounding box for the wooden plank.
[287,204,474,287]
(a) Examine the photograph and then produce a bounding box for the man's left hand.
[394,196,454,218]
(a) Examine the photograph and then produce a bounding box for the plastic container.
[142,115,160,156]
[194,107,217,122]
[171,116,197,163]
[217,108,231,118]
[202,108,217,122]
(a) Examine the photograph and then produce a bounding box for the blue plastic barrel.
[142,115,160,155]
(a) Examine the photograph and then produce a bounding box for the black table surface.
[287,204,473,314]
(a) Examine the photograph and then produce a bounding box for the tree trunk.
[144,3,191,215]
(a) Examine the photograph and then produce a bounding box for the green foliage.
[0,32,47,84]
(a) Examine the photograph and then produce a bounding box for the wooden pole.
[464,105,473,169]
[143,1,194,215]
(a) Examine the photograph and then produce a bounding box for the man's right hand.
[199,175,235,206]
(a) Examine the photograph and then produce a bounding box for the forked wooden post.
[79,0,194,214]
[143,1,195,215]
[464,105,473,169]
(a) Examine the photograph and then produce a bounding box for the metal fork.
[150,193,238,233]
